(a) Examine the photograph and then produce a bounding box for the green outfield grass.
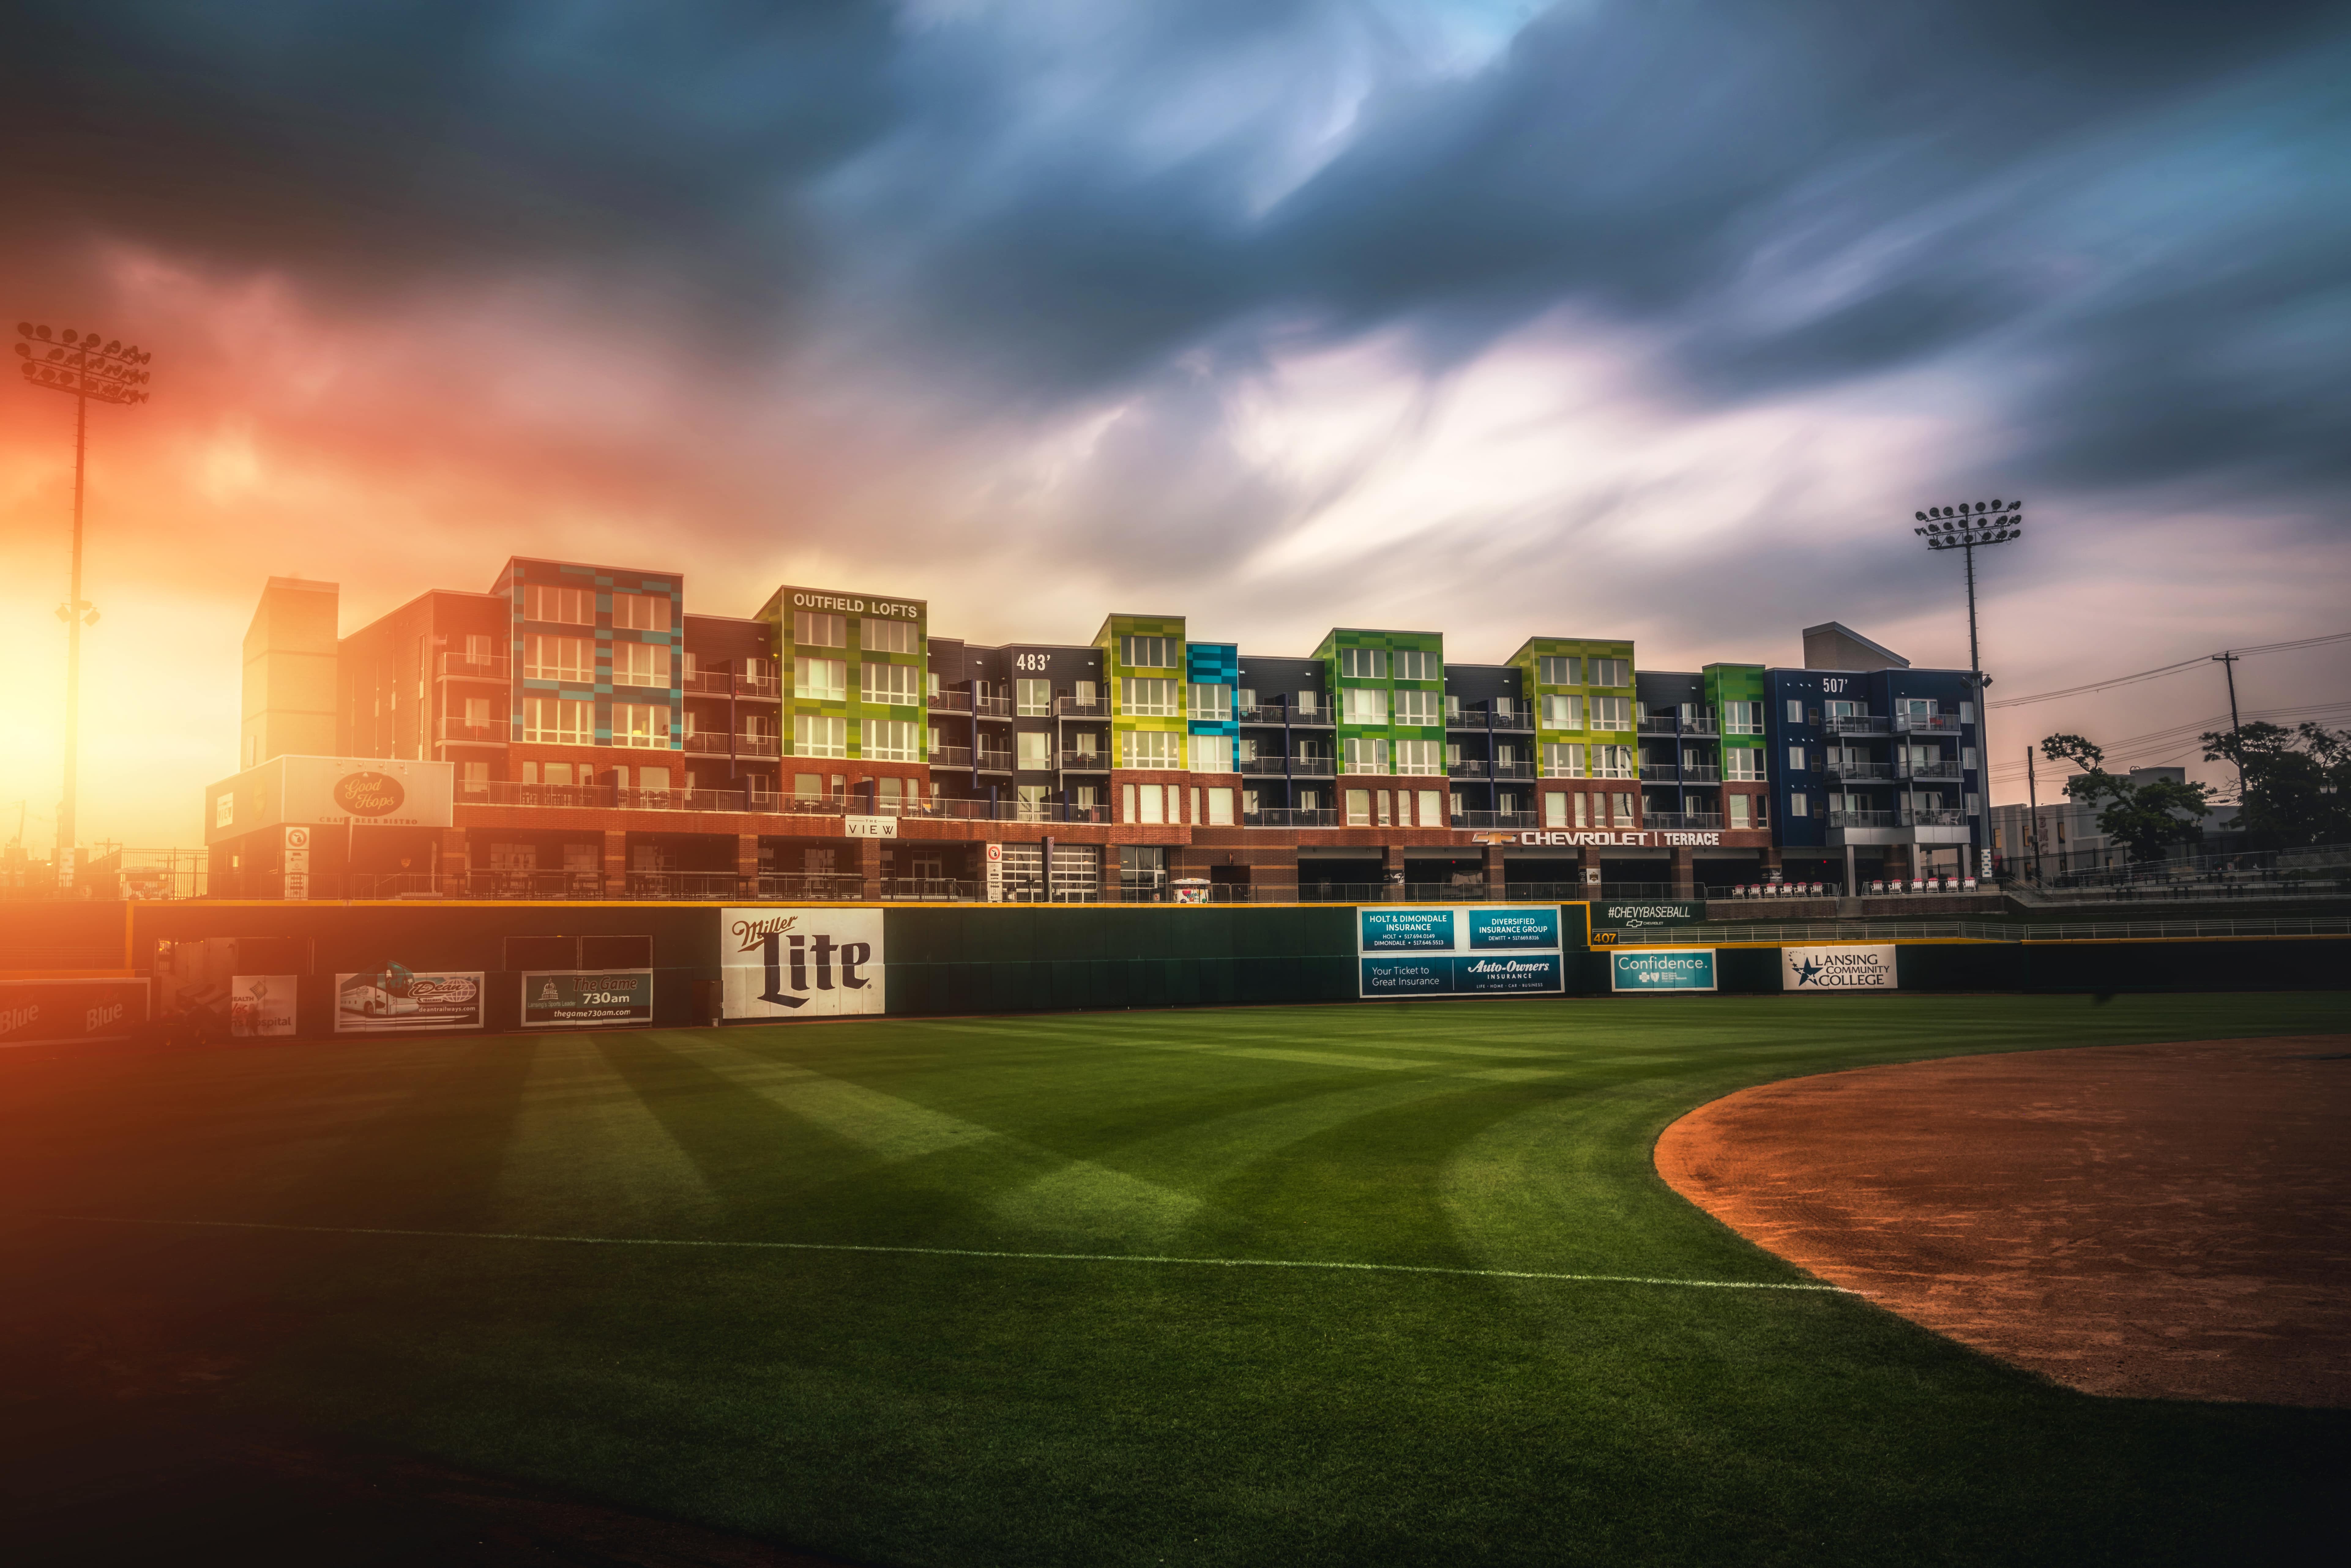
[5,993,2345,1565]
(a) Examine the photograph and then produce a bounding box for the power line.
[1989,700,2351,777]
[1987,628,2351,710]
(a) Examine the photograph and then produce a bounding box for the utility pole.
[1912,499,2024,881]
[2211,651,2246,804]
[2024,744,2041,887]
[15,323,154,894]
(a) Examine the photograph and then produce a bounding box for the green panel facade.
[760,584,929,763]
[1312,627,1445,778]
[1704,662,1768,760]
[1510,636,1637,782]
[1096,613,1188,769]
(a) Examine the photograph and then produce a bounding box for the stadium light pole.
[1912,498,2024,881]
[15,322,155,892]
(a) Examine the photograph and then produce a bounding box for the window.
[1786,698,1806,724]
[1444,694,1461,721]
[1394,739,1441,775]
[1138,784,1166,824]
[1962,748,1978,770]
[796,658,847,700]
[1610,793,1636,827]
[1726,749,1765,781]
[612,702,668,749]
[1966,792,1982,816]
[1123,730,1179,769]
[1592,744,1635,779]
[1959,702,1976,724]
[1345,788,1371,825]
[1123,678,1179,716]
[1591,696,1631,731]
[1901,697,1937,719]
[1537,655,1582,686]
[1121,635,1178,669]
[1338,647,1386,679]
[1189,735,1233,774]
[866,720,919,762]
[1729,794,1752,829]
[1207,787,1234,826]
[1343,687,1388,725]
[524,584,594,624]
[1545,792,1569,827]
[1393,649,1438,681]
[1235,687,1256,712]
[1788,745,1807,773]
[1722,700,1763,735]
[522,696,591,744]
[525,635,592,683]
[925,669,940,697]
[1588,657,1630,687]
[863,617,916,654]
[1392,690,1440,727]
[863,662,918,704]
[1788,789,1807,818]
[1341,736,1390,773]
[1075,680,1098,706]
[1541,694,1585,730]
[1016,678,1051,716]
[1017,731,1051,769]
[1188,683,1231,721]
[794,713,847,758]
[612,591,671,631]
[464,696,491,730]
[793,611,846,647]
[794,773,826,799]
[612,641,666,689]
[1542,742,1586,777]
[1416,789,1443,825]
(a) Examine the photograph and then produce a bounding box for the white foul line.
[54,1214,1847,1293]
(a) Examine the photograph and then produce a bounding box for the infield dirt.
[1656,1035,2351,1407]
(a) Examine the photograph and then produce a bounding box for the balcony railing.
[1288,756,1337,777]
[1677,765,1721,782]
[1637,764,1679,782]
[975,750,1013,773]
[1446,709,1534,732]
[1903,806,1967,826]
[437,652,511,680]
[1827,714,1890,735]
[1237,756,1291,776]
[1643,811,1724,830]
[975,695,1014,718]
[1446,761,1490,779]
[1901,762,1965,781]
[1058,751,1110,771]
[928,690,972,712]
[1238,703,1334,726]
[1896,713,1964,733]
[1825,762,1894,780]
[435,717,507,745]
[1449,810,1539,830]
[1243,808,1339,828]
[1054,697,1107,718]
[931,745,972,769]
[683,670,781,699]
[1829,809,1899,828]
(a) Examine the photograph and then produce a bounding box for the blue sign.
[1359,908,1457,951]
[1466,906,1560,950]
[1609,949,1717,993]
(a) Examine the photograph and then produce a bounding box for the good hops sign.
[205,755,453,841]
[721,908,886,1019]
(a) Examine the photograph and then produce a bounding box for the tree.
[2039,733,2211,862]
[2200,721,2351,849]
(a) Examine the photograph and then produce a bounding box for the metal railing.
[1288,757,1337,776]
[1678,765,1721,782]
[1054,697,1107,718]
[1244,808,1339,828]
[437,652,511,680]
[1896,713,1964,733]
[683,670,782,699]
[1903,807,1966,827]
[1449,810,1539,829]
[1900,762,1964,781]
[1827,714,1889,735]
[1638,764,1678,782]
[1239,702,1334,725]
[1643,811,1723,830]
[682,731,780,757]
[1827,762,1894,780]
[1237,757,1291,776]
[1610,916,2351,945]
[435,717,507,745]
[1829,810,1899,827]
[975,695,1014,718]
[928,690,972,712]
[1446,710,1534,732]
[1057,751,1110,770]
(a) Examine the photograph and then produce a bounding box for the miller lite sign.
[720,907,886,1019]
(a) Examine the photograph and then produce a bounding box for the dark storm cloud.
[7,0,2348,494]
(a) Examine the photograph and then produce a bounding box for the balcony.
[975,695,1014,718]
[1678,765,1722,782]
[932,745,972,769]
[1896,713,1964,734]
[1237,756,1291,776]
[1829,809,1900,828]
[975,749,1013,773]
[1491,761,1536,780]
[1827,713,1890,736]
[1446,760,1491,779]
[1446,708,1534,732]
[683,730,780,758]
[1902,807,1966,827]
[1058,751,1110,771]
[458,780,752,814]
[435,717,507,746]
[1643,811,1724,830]
[1054,696,1107,718]
[1449,810,1539,830]
[1238,702,1334,726]
[1636,716,1680,735]
[1825,762,1894,781]
[928,690,973,712]
[437,652,510,681]
[1901,761,1965,781]
[1244,808,1339,828]
[1289,756,1337,777]
[1637,764,1680,782]
[683,670,781,699]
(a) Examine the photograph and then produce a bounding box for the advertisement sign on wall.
[205,755,455,844]
[1358,907,1565,998]
[1780,945,1898,992]
[334,966,484,1032]
[1595,899,1701,929]
[229,975,298,1037]
[0,979,150,1046]
[721,907,886,1019]
[1610,949,1717,992]
[521,970,655,1027]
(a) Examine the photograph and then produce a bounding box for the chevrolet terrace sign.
[1469,829,1726,848]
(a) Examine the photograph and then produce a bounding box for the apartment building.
[205,564,1986,902]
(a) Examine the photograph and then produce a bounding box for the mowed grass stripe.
[52,1213,1848,1291]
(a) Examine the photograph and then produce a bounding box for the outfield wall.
[2,902,2340,1043]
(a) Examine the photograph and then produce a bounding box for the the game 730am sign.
[521,970,655,1027]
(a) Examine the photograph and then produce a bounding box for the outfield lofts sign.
[722,907,885,1019]
[1358,906,1565,998]
[1780,945,1898,992]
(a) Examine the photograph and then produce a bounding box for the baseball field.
[6,992,2345,1565]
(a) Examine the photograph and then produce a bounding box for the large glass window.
[612,591,671,631]
[1392,690,1439,726]
[612,641,666,689]
[1341,736,1390,773]
[1591,696,1632,731]
[793,611,846,647]
[1123,678,1179,716]
[1537,654,1582,686]
[1588,658,1631,688]
[1544,792,1569,827]
[1592,744,1635,779]
[1017,730,1051,769]
[1726,748,1766,781]
[1729,794,1752,828]
[1187,683,1231,721]
[1721,700,1764,735]
[524,585,594,625]
[1541,742,1586,778]
[1015,678,1051,716]
[1121,635,1178,669]
[611,702,669,749]
[1338,647,1386,679]
[1123,730,1179,769]
[863,617,916,654]
[1394,739,1441,775]
[1392,649,1438,681]
[1188,735,1233,774]
[794,713,847,758]
[524,635,593,683]
[866,720,919,762]
[1342,687,1388,725]
[1541,694,1584,730]
[863,661,918,704]
[796,658,847,700]
[522,696,591,744]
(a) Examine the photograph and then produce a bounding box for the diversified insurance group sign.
[1358,906,1565,998]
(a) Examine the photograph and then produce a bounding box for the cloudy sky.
[4,0,2347,849]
